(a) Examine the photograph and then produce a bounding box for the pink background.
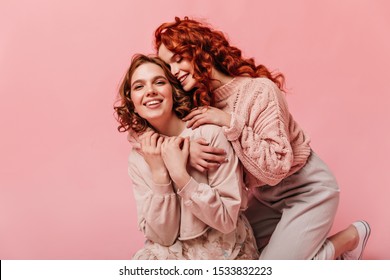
[1,0,389,259]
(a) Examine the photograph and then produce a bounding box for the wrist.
[151,169,170,185]
[223,112,231,127]
[171,172,191,190]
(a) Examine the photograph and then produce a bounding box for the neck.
[210,68,234,91]
[150,115,186,136]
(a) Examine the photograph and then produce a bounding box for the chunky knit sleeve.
[223,78,296,186]
[128,152,180,246]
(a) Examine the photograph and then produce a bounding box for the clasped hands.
[140,131,191,189]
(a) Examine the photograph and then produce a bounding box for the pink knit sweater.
[213,77,311,187]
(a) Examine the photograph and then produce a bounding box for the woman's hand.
[189,138,227,172]
[140,131,169,184]
[161,136,191,189]
[183,106,231,129]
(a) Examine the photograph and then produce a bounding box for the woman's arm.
[128,132,180,246]
[189,138,227,172]
[128,126,227,172]
[128,157,180,246]
[163,126,244,234]
[184,79,301,186]
[222,79,295,186]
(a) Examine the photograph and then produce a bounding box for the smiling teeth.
[145,100,161,106]
[179,74,187,83]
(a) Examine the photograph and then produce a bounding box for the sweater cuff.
[151,181,174,195]
[223,112,245,141]
[177,177,198,201]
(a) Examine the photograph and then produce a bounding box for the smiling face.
[158,43,198,92]
[130,62,177,129]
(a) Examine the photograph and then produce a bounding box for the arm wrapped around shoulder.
[224,78,310,186]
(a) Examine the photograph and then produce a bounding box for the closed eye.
[132,84,143,90]
[155,79,166,85]
[173,54,183,63]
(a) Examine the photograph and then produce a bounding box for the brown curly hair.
[114,54,192,133]
[155,16,286,107]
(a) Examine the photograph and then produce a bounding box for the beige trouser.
[244,151,339,260]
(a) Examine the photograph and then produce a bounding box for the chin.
[183,81,197,92]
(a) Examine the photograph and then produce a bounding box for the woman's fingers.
[182,137,190,154]
[186,113,206,128]
[202,145,226,155]
[197,159,221,171]
[182,108,203,121]
[141,131,164,153]
[193,137,226,155]
[156,135,164,149]
[194,137,208,145]
[202,152,227,164]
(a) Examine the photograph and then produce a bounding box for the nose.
[145,84,157,96]
[170,64,179,77]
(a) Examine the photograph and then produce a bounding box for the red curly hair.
[114,54,192,133]
[155,16,285,107]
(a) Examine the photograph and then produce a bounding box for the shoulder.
[244,77,280,94]
[235,76,277,87]
[185,124,227,144]
[237,77,284,106]
[127,148,144,168]
[194,124,224,138]
[233,77,280,107]
[234,77,280,98]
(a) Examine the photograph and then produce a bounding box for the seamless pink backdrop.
[1,0,389,259]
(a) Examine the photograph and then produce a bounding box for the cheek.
[164,89,174,108]
[130,91,141,102]
[130,93,142,110]
[187,63,195,75]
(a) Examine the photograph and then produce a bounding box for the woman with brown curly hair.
[153,16,371,260]
[114,54,259,259]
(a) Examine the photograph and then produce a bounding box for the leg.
[259,184,339,259]
[252,152,340,259]
[328,224,359,258]
[244,192,281,254]
[331,221,371,259]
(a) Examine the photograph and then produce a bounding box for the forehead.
[131,62,166,82]
[158,44,175,62]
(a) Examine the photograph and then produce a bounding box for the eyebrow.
[171,53,180,62]
[131,75,168,87]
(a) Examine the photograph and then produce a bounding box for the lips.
[178,73,188,84]
[143,99,163,107]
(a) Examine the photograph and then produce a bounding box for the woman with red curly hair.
[114,54,259,259]
[154,16,371,260]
